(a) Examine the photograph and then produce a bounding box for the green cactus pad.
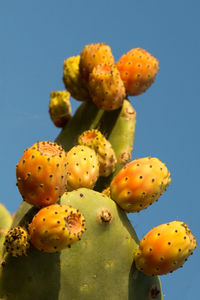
[0,188,162,300]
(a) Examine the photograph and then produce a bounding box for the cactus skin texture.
[63,56,91,101]
[88,63,126,111]
[134,221,197,275]
[79,43,115,86]
[65,145,99,191]
[16,141,68,207]
[0,204,12,259]
[29,204,86,253]
[110,157,171,212]
[49,91,72,128]
[78,129,117,177]
[0,188,162,300]
[116,48,159,96]
[4,226,30,257]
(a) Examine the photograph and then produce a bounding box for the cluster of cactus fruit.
[0,42,197,300]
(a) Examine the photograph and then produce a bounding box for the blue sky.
[0,1,199,299]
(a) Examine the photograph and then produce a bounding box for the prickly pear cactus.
[0,189,162,300]
[0,42,197,300]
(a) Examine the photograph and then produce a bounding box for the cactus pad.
[0,188,162,300]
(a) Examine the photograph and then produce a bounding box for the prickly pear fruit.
[116,48,159,96]
[63,56,91,101]
[134,221,197,275]
[110,157,171,212]
[78,129,117,177]
[4,226,30,257]
[66,145,99,191]
[88,63,126,111]
[29,204,86,253]
[16,141,68,207]
[0,204,12,259]
[0,188,162,299]
[101,186,111,197]
[49,91,72,128]
[79,43,114,86]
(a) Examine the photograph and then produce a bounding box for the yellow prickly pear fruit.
[110,157,171,212]
[63,56,91,101]
[88,63,126,111]
[66,145,99,191]
[78,129,117,177]
[29,204,86,253]
[101,187,111,197]
[79,43,115,86]
[49,91,72,128]
[116,48,159,96]
[134,221,197,275]
[4,226,30,257]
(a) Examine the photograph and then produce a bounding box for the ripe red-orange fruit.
[116,48,159,96]
[16,141,68,207]
[88,63,126,111]
[79,43,114,86]
[110,157,171,212]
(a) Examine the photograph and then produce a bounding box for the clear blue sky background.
[0,1,199,299]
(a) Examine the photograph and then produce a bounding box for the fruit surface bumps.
[63,56,91,101]
[66,145,99,191]
[116,48,159,96]
[16,141,68,207]
[29,204,86,253]
[79,43,115,86]
[0,188,162,300]
[134,221,197,275]
[49,91,72,128]
[110,157,171,212]
[88,63,126,111]
[0,204,12,258]
[4,226,30,257]
[78,129,117,177]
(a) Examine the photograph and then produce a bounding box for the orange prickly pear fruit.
[66,145,99,191]
[79,43,114,86]
[63,56,91,101]
[110,157,171,212]
[88,63,126,111]
[29,204,86,253]
[4,226,30,257]
[116,48,159,96]
[49,91,72,128]
[16,141,68,207]
[134,220,197,275]
[78,129,117,177]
